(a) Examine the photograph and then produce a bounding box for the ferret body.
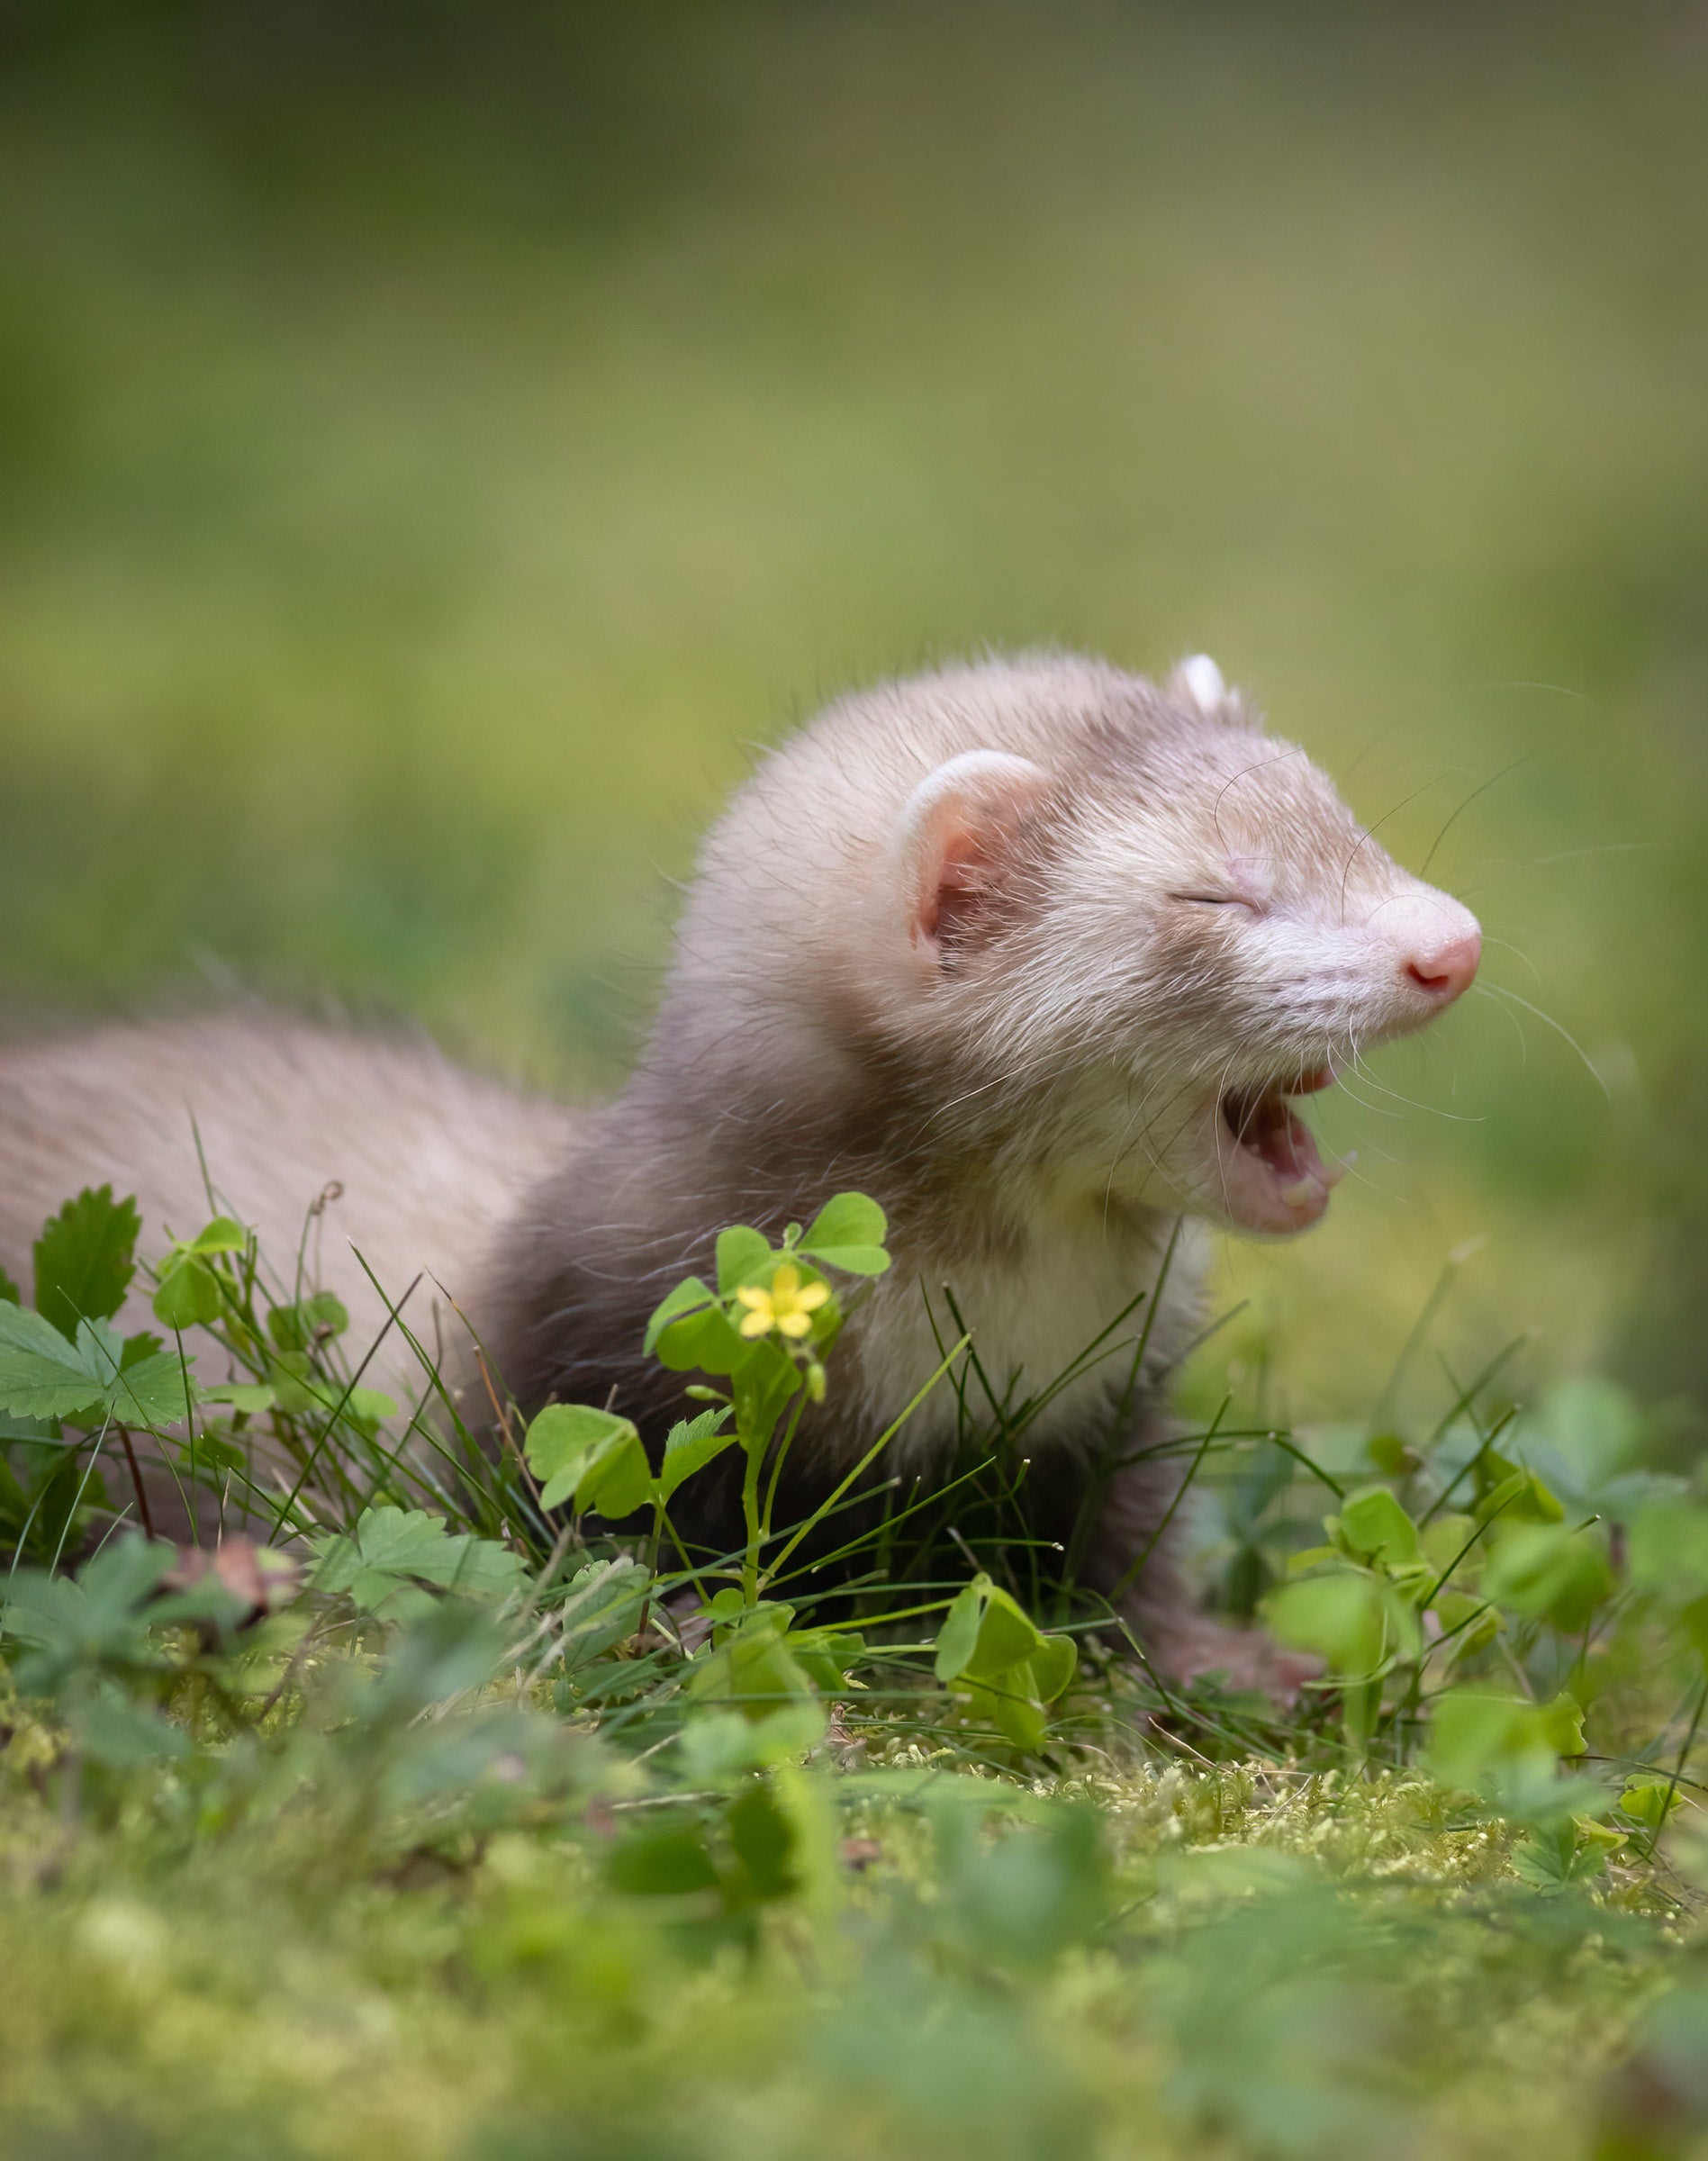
[0,653,1480,1687]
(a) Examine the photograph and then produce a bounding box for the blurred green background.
[1,2,1704,1424]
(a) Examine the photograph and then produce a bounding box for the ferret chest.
[849,1208,1200,1466]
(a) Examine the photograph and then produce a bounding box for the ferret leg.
[1087,1457,1320,1703]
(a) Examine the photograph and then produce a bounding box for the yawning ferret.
[0,653,1480,1689]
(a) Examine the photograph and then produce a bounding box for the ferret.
[0,653,1479,1691]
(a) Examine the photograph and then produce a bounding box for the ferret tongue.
[1249,1092,1323,1186]
[1241,1090,1353,1218]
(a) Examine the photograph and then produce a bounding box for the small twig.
[116,1426,157,1541]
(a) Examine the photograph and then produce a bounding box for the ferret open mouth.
[1213,1064,1346,1234]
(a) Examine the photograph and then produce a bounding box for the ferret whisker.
[1474,982,1610,1100]
[1417,756,1532,881]
[1477,936,1545,996]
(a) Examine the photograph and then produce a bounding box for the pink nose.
[1404,930,1480,1006]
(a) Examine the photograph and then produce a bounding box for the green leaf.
[1511,1820,1609,1889]
[727,1781,799,1901]
[643,1276,717,1358]
[643,1273,755,1376]
[556,1556,651,1670]
[311,1505,528,1620]
[1474,1449,1563,1526]
[1028,1633,1079,1704]
[100,1329,197,1426]
[527,1399,628,1487]
[715,1225,773,1294]
[267,1351,316,1414]
[198,1382,277,1415]
[1419,1513,1479,1577]
[0,1535,180,1690]
[934,1577,990,1682]
[1432,1587,1501,1654]
[267,1292,349,1353]
[657,1301,751,1377]
[1620,1777,1683,1831]
[687,1607,817,1720]
[934,1573,1048,1682]
[33,1186,140,1334]
[1333,1486,1423,1569]
[607,1827,720,1898]
[1427,1687,1586,1795]
[0,1302,103,1419]
[799,1191,890,1277]
[677,1701,827,1779]
[0,1307,193,1427]
[524,1403,652,1518]
[1481,1522,1613,1632]
[152,1252,223,1330]
[343,1387,398,1425]
[1366,1432,1423,1478]
[1627,1501,1708,1605]
[788,1625,866,1694]
[1266,1572,1395,1674]
[656,1407,737,1501]
[185,1216,248,1255]
[0,1262,19,1306]
[730,1336,800,1452]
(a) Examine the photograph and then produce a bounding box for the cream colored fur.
[0,1017,574,1377]
[0,652,1480,1693]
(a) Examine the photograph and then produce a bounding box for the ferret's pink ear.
[1166,654,1253,728]
[893,749,1052,966]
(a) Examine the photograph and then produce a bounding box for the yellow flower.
[735,1262,829,1341]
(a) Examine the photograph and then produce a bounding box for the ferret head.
[669,654,1480,1240]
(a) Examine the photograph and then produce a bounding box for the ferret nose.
[1403,927,1481,1007]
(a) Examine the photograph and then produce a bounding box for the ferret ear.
[1167,654,1253,727]
[893,749,1053,967]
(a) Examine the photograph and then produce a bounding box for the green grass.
[5,1180,1708,2160]
[4,8,1708,2154]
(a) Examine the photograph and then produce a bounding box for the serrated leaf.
[0,1263,19,1306]
[33,1187,140,1334]
[0,1309,190,1427]
[312,1505,527,1616]
[657,1406,737,1501]
[97,1337,195,1427]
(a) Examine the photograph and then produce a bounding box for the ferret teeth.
[1279,1178,1320,1209]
